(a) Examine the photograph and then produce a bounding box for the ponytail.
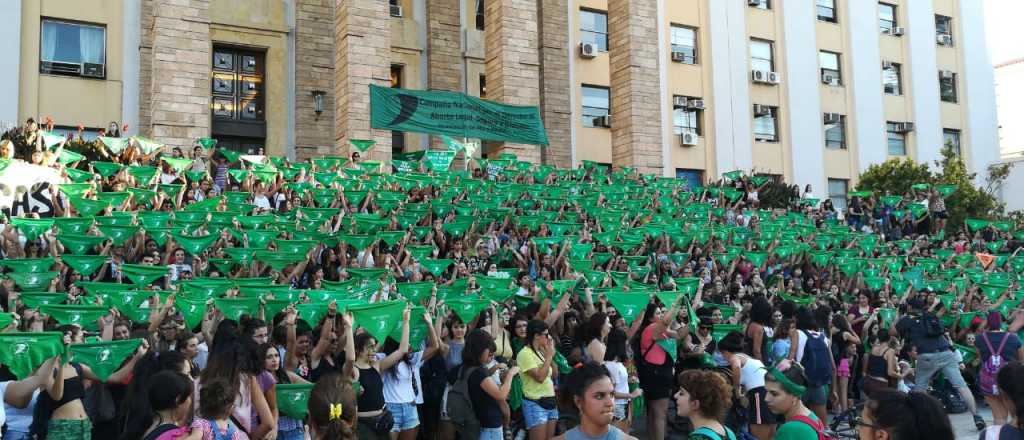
[998,361,1024,422]
[308,373,358,440]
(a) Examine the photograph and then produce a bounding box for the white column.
[847,0,888,171]
[708,0,752,177]
[959,0,1000,185]
[122,0,141,136]
[0,0,21,126]
[781,1,825,195]
[906,0,942,167]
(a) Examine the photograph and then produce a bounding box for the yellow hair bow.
[329,403,343,420]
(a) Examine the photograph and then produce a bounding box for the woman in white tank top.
[719,331,776,440]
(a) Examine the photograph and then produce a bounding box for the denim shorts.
[613,402,628,421]
[386,402,420,432]
[914,350,967,390]
[523,398,559,430]
[479,427,504,440]
[277,427,305,440]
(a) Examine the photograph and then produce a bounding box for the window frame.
[828,178,849,212]
[879,3,897,34]
[475,0,485,30]
[750,0,771,11]
[817,0,838,23]
[824,114,847,150]
[819,50,842,85]
[39,18,108,79]
[750,39,775,73]
[935,14,953,45]
[676,168,704,190]
[672,96,702,136]
[882,62,902,95]
[581,84,611,128]
[753,105,779,143]
[580,9,609,53]
[939,71,958,103]
[670,24,698,65]
[886,122,907,156]
[943,128,962,156]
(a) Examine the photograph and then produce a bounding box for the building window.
[886,122,907,155]
[581,85,610,127]
[670,25,698,64]
[879,3,897,34]
[750,0,770,10]
[819,51,842,85]
[580,9,608,52]
[817,0,837,23]
[753,105,778,143]
[824,114,846,149]
[39,19,106,78]
[935,15,953,45]
[676,169,704,190]
[939,71,958,103]
[828,178,848,212]
[673,97,702,136]
[391,65,405,154]
[943,128,961,156]
[388,0,402,16]
[479,74,486,99]
[882,62,902,95]
[750,39,774,72]
[475,0,485,30]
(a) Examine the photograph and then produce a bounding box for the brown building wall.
[295,0,337,160]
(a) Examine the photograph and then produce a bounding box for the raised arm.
[378,304,412,371]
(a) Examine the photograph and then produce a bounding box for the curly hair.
[678,370,733,420]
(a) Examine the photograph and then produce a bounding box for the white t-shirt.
[0,381,40,434]
[604,361,630,405]
[376,351,425,404]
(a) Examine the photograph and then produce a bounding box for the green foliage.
[759,181,797,209]
[855,143,1010,232]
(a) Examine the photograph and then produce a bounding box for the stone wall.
[608,0,663,175]
[483,0,541,163]
[537,0,572,168]
[334,0,392,162]
[147,0,211,149]
[138,0,154,137]
[427,0,462,151]
[295,0,336,159]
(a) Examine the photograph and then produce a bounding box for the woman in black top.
[122,371,194,440]
[462,329,519,440]
[352,304,411,440]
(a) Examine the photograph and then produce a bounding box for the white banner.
[0,161,63,217]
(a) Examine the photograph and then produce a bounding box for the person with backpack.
[858,389,954,440]
[675,369,737,440]
[447,329,519,440]
[976,312,1023,426]
[762,361,825,440]
[891,296,986,430]
[786,307,834,425]
[553,362,638,440]
[979,361,1024,440]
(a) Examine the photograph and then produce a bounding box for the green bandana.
[604,292,650,325]
[274,239,317,255]
[125,165,158,185]
[99,136,130,154]
[91,162,124,178]
[0,312,14,330]
[60,255,108,276]
[7,271,59,291]
[56,149,86,165]
[175,296,209,330]
[11,218,55,241]
[420,259,454,277]
[295,302,328,326]
[131,136,164,155]
[59,183,93,199]
[350,139,376,153]
[255,251,305,272]
[161,157,194,173]
[711,324,743,342]
[346,268,389,281]
[276,383,315,419]
[120,264,169,286]
[174,233,220,256]
[18,292,68,309]
[340,234,378,251]
[349,300,406,342]
[447,298,491,324]
[69,339,142,381]
[767,367,806,397]
[69,197,110,217]
[0,332,65,379]
[390,306,429,349]
[39,304,108,331]
[655,338,677,361]
[65,168,96,183]
[0,257,54,274]
[214,297,261,322]
[97,224,139,246]
[935,184,956,197]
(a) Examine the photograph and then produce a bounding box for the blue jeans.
[277,427,305,440]
[386,402,420,432]
[522,398,559,430]
[915,350,968,390]
[479,427,504,440]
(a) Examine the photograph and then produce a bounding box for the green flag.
[69,339,142,381]
[604,292,650,325]
[120,264,168,286]
[276,383,315,419]
[349,300,406,342]
[39,304,108,331]
[0,332,64,379]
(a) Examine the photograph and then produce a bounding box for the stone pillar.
[148,0,211,149]
[608,0,663,175]
[427,0,462,151]
[335,0,392,162]
[537,0,571,168]
[483,0,541,163]
[138,0,154,137]
[295,0,336,160]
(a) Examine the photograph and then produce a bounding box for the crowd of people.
[0,121,1023,440]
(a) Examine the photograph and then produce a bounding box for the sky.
[984,0,1024,65]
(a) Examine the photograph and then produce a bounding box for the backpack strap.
[982,332,996,354]
[692,427,724,440]
[995,332,1010,354]
[790,415,826,440]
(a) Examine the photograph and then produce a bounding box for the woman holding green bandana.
[763,361,824,440]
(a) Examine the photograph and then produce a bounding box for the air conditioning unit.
[821,73,836,85]
[753,104,771,116]
[891,26,905,36]
[82,63,104,78]
[751,69,767,83]
[687,99,706,110]
[767,71,781,84]
[672,96,689,108]
[899,122,915,132]
[579,42,598,59]
[390,5,403,17]
[40,61,81,75]
[940,70,954,79]
[594,115,612,128]
[748,0,761,6]
[882,61,894,69]
[681,131,699,146]
[824,113,841,124]
[937,34,952,46]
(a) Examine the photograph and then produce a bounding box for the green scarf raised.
[69,339,142,381]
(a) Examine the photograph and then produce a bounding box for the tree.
[855,157,933,196]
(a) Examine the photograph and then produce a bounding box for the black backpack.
[921,313,945,337]
[446,366,481,438]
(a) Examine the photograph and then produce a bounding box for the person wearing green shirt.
[763,360,823,440]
